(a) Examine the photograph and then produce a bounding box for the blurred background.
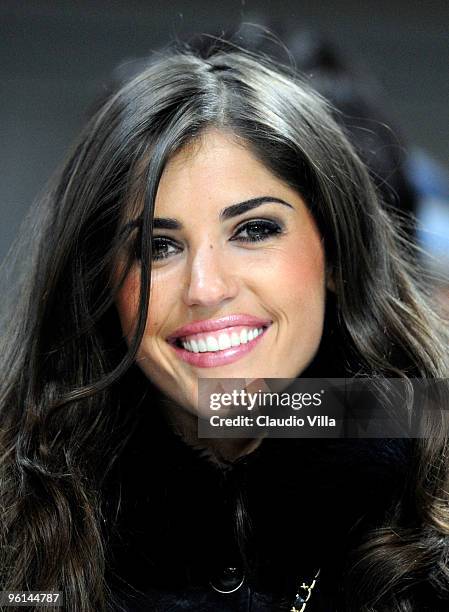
[1,0,448,287]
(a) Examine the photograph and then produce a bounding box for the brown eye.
[151,237,182,261]
[122,221,181,262]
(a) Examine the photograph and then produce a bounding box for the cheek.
[281,250,324,289]
[289,245,326,333]
[115,273,140,339]
[115,270,177,346]
[289,244,325,308]
[252,236,325,309]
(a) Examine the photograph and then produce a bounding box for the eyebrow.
[219,196,294,220]
[151,196,294,230]
[153,218,181,230]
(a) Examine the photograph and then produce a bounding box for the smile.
[179,325,265,353]
[166,315,272,368]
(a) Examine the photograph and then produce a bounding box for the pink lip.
[167,314,272,341]
[168,324,271,368]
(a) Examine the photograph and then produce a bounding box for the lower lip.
[168,326,270,368]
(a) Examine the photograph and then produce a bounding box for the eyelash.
[151,237,181,261]
[134,219,283,262]
[230,219,283,243]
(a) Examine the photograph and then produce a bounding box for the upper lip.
[167,315,272,341]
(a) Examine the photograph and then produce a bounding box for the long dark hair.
[0,36,448,611]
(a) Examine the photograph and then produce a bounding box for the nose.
[183,243,239,308]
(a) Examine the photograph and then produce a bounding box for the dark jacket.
[107,403,412,611]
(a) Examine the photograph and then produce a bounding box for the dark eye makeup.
[230,219,283,243]
[125,217,284,262]
[151,237,183,261]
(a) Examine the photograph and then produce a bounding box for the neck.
[159,395,265,465]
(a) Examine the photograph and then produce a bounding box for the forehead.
[153,128,299,217]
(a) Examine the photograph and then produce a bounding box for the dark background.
[1,0,448,261]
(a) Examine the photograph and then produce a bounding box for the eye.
[230,219,283,243]
[151,237,182,261]
[131,234,182,262]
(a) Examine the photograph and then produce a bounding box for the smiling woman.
[0,37,448,612]
[115,129,327,425]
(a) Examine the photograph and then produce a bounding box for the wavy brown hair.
[0,36,448,611]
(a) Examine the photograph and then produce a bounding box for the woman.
[0,37,448,611]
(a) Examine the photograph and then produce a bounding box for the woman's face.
[115,129,328,415]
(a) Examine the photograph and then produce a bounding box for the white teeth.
[206,336,219,352]
[218,333,232,350]
[180,326,266,353]
[198,338,207,352]
[231,332,241,347]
